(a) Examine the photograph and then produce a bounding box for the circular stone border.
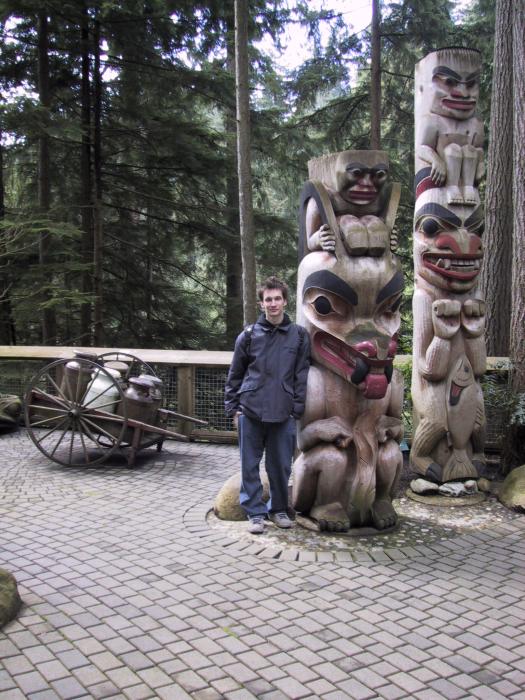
[183,494,525,565]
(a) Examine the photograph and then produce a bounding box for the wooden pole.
[234,0,257,325]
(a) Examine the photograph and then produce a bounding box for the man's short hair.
[258,276,289,302]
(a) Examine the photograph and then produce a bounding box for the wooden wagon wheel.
[24,358,128,467]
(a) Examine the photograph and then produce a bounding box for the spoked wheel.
[97,352,157,381]
[24,358,128,467]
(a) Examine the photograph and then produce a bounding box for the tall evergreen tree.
[235,0,257,325]
[479,0,512,357]
[510,0,525,394]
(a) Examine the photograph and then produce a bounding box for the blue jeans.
[238,414,296,518]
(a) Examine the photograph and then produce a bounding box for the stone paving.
[1,427,525,700]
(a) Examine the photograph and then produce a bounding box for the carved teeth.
[431,257,479,269]
[452,260,475,267]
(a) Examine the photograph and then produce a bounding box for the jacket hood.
[258,312,292,330]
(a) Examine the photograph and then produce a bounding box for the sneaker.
[248,516,265,534]
[269,512,293,529]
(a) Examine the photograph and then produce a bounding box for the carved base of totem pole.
[292,150,405,533]
[411,47,487,486]
[294,512,399,536]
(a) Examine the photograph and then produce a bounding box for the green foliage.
[484,366,525,430]
[482,367,525,471]
[0,0,497,351]
[395,356,413,436]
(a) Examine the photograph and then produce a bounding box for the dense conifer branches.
[0,0,498,351]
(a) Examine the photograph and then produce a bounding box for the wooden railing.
[0,346,510,445]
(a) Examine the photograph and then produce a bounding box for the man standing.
[225,277,310,534]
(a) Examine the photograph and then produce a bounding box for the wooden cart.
[24,353,206,467]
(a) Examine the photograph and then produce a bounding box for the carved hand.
[317,223,336,252]
[430,155,447,185]
[432,299,461,339]
[461,299,486,337]
[475,155,485,182]
[376,416,404,443]
[298,416,353,452]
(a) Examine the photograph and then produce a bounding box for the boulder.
[0,569,22,628]
[410,478,439,495]
[214,469,270,521]
[439,482,466,497]
[477,477,492,493]
[498,465,525,513]
[438,480,478,497]
[0,394,22,428]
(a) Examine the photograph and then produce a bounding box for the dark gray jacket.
[224,313,310,423]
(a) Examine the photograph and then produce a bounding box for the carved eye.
[466,79,477,89]
[420,217,441,237]
[379,295,402,317]
[390,296,402,313]
[372,169,387,183]
[470,220,484,236]
[313,296,333,315]
[445,77,458,88]
[346,168,363,179]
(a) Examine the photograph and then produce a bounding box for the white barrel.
[83,368,121,413]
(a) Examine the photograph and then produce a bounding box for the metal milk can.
[83,367,122,413]
[60,351,99,402]
[121,377,156,425]
[138,374,163,423]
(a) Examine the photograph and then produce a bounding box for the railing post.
[177,365,195,437]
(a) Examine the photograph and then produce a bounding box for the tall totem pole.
[411,48,487,484]
[292,151,405,531]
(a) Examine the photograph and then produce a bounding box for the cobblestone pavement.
[1,428,525,700]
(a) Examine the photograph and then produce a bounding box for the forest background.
[0,0,518,360]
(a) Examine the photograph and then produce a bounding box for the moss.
[499,464,525,513]
[0,569,22,628]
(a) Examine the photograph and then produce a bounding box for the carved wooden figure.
[303,150,399,257]
[292,153,405,532]
[415,47,484,206]
[411,48,487,484]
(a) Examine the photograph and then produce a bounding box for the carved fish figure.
[443,355,479,481]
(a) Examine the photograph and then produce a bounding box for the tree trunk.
[37,11,56,343]
[92,15,104,346]
[480,0,513,357]
[234,0,257,326]
[0,130,16,345]
[510,0,525,393]
[79,3,93,344]
[370,0,381,149]
[500,0,525,472]
[225,20,243,347]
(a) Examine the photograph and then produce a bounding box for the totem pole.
[411,48,486,484]
[292,151,405,532]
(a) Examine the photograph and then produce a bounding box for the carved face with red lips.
[414,203,484,292]
[430,64,480,120]
[335,152,389,208]
[299,259,403,400]
[427,49,480,121]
